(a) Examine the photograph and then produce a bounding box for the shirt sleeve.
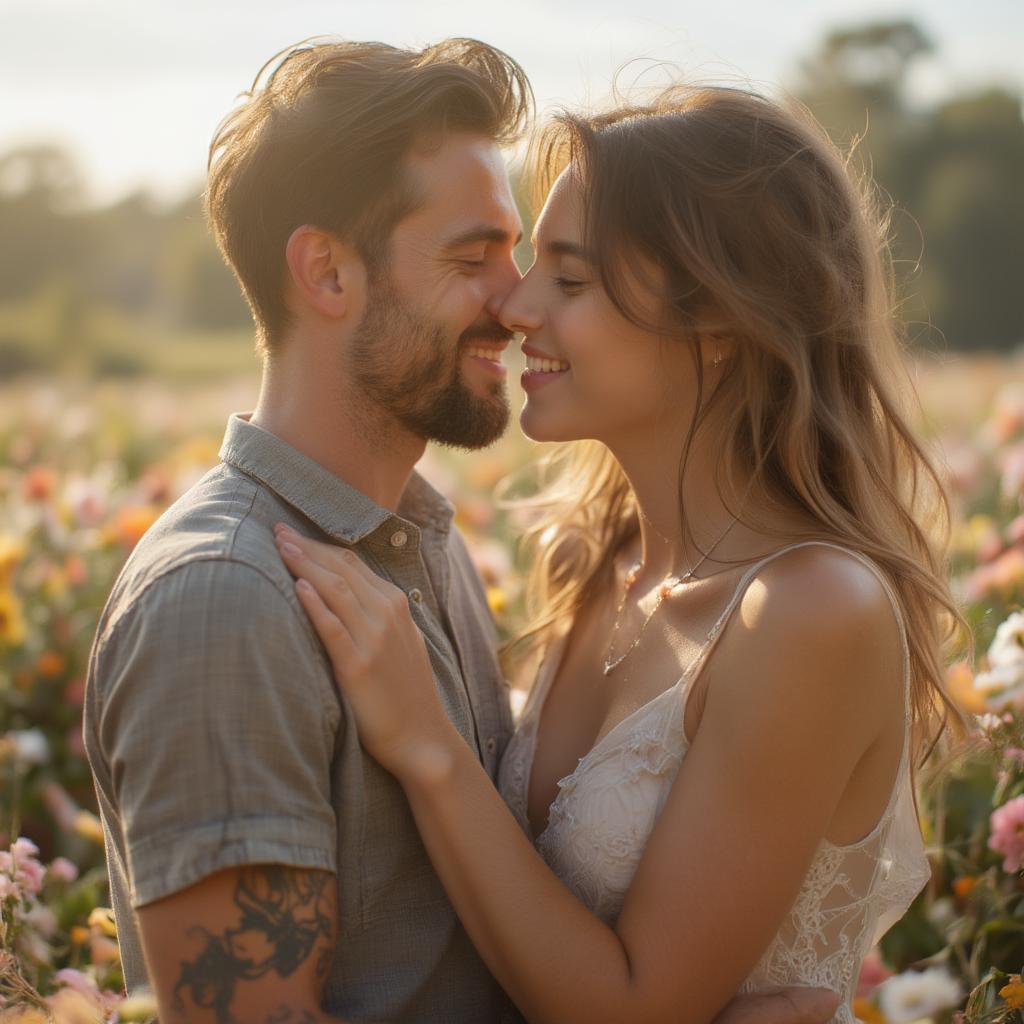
[92,557,342,908]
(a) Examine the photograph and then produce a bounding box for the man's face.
[349,133,523,450]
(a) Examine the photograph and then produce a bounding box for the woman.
[274,85,963,1023]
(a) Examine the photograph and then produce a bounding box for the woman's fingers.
[275,532,374,617]
[273,524,408,606]
[294,578,359,680]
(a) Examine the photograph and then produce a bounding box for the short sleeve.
[92,558,342,908]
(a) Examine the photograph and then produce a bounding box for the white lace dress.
[497,542,931,1024]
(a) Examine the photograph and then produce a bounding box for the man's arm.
[137,864,343,1024]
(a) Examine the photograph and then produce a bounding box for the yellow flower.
[87,906,118,938]
[852,998,888,1024]
[1000,975,1024,1009]
[0,533,26,587]
[0,588,27,647]
[486,586,507,616]
[44,988,103,1024]
[0,1007,51,1023]
[170,436,221,468]
[74,810,105,845]
[43,567,67,600]
[116,995,159,1021]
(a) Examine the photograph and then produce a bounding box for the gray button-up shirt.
[83,413,516,1022]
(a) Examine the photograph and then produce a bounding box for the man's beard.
[349,272,511,450]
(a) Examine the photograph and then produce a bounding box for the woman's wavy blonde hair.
[504,84,966,759]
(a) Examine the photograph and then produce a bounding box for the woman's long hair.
[504,84,966,759]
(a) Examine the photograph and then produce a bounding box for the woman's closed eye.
[554,276,586,293]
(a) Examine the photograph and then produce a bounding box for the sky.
[2,0,1021,206]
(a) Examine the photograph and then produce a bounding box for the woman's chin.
[518,406,577,444]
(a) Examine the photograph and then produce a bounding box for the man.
[83,38,839,1024]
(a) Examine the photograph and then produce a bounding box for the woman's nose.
[496,274,542,335]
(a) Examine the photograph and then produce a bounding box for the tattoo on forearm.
[171,867,333,1023]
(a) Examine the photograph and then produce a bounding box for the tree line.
[0,19,1020,375]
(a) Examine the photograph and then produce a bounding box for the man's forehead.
[401,134,521,241]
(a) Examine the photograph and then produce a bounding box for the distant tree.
[0,145,93,301]
[795,20,1024,351]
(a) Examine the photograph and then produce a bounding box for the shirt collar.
[218,412,454,543]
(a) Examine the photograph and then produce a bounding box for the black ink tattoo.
[172,866,333,1024]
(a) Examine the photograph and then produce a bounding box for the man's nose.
[484,254,524,320]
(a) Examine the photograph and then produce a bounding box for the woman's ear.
[284,225,367,323]
[700,333,736,369]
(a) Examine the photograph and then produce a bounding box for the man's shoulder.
[97,463,298,643]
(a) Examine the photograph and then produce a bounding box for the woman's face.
[498,168,700,447]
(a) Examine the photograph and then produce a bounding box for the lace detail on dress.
[497,542,930,1024]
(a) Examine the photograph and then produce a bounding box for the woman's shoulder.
[739,542,899,636]
[710,542,905,718]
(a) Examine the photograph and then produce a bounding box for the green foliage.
[795,20,1024,352]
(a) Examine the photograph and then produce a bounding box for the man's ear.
[285,225,367,322]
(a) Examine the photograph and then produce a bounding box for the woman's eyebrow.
[539,239,593,263]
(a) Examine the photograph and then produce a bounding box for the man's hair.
[206,37,532,353]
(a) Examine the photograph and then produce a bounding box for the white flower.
[976,712,1004,734]
[8,728,50,765]
[975,612,1024,692]
[878,966,962,1023]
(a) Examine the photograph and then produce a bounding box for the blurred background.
[2,2,1024,1020]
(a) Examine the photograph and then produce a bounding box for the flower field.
[2,351,1024,1023]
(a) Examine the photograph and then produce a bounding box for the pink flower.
[858,947,893,997]
[0,872,20,900]
[48,856,79,884]
[11,837,39,860]
[0,837,45,896]
[53,967,102,1001]
[989,795,1024,872]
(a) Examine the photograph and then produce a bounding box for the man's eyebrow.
[440,225,523,251]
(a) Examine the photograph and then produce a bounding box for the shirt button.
[409,588,423,604]
[390,529,408,548]
[485,736,497,755]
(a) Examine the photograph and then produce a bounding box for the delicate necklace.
[602,514,740,677]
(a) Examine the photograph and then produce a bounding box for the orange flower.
[70,925,90,945]
[953,875,980,901]
[852,997,888,1024]
[64,553,87,587]
[1000,975,1024,1009]
[37,650,66,678]
[946,661,986,715]
[21,465,57,502]
[114,505,159,549]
